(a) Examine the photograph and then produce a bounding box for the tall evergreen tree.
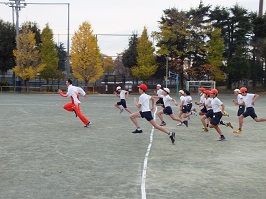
[0,19,16,73]
[209,5,252,88]
[40,24,59,88]
[131,27,157,80]
[122,32,138,68]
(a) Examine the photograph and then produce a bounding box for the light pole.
[8,0,26,92]
[166,56,169,88]
[259,0,264,17]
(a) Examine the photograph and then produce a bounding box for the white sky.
[0,0,263,56]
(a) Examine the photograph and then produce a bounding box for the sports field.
[0,93,265,199]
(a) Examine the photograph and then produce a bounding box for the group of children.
[59,79,266,144]
[113,83,266,143]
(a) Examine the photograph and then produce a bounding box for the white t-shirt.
[157,89,163,96]
[74,86,86,96]
[242,93,255,107]
[200,94,205,104]
[160,95,173,107]
[139,93,151,112]
[67,85,81,105]
[211,97,223,113]
[186,95,192,104]
[237,93,244,104]
[205,98,212,111]
[119,90,127,99]
[180,95,186,105]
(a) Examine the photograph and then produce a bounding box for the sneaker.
[177,123,184,126]
[132,129,143,134]
[84,122,90,127]
[183,120,188,127]
[233,129,242,134]
[202,127,208,132]
[169,132,175,144]
[120,109,124,114]
[226,122,233,129]
[217,135,226,141]
[160,121,166,126]
[224,111,229,116]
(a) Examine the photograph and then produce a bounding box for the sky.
[0,0,264,57]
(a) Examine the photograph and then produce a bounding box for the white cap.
[234,89,240,92]
[116,86,121,91]
[156,84,161,87]
[179,90,184,95]
[163,88,170,94]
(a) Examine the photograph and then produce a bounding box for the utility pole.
[259,0,264,17]
[9,0,26,92]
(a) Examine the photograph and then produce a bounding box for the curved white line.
[141,106,157,199]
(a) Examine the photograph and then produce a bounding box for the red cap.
[211,88,218,94]
[239,87,247,93]
[199,87,206,91]
[204,90,211,95]
[138,84,148,91]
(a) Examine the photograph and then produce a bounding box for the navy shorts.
[182,105,188,113]
[140,111,153,121]
[156,98,164,105]
[163,106,173,115]
[117,99,127,108]
[237,105,245,116]
[242,107,257,119]
[210,111,223,126]
[201,106,207,113]
[187,103,192,112]
[205,109,214,119]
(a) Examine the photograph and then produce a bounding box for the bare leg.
[169,114,182,122]
[238,115,244,129]
[157,110,164,122]
[115,104,121,110]
[254,117,266,122]
[129,112,141,127]
[201,115,208,128]
[125,108,132,114]
[210,124,223,136]
[149,119,169,134]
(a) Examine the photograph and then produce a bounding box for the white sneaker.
[120,109,124,114]
[177,123,184,126]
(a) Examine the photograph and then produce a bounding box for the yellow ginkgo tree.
[13,27,45,92]
[71,21,103,86]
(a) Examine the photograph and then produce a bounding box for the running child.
[201,90,213,132]
[153,87,184,126]
[194,87,206,115]
[129,84,176,144]
[233,87,266,134]
[154,84,164,107]
[177,90,188,127]
[232,88,245,116]
[114,86,132,114]
[58,79,90,127]
[209,89,227,141]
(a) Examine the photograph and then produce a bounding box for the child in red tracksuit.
[58,79,90,127]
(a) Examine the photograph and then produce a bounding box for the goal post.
[168,71,178,98]
[186,81,216,93]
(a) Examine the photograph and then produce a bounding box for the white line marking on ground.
[141,107,157,199]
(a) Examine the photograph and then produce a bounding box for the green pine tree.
[131,27,157,80]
